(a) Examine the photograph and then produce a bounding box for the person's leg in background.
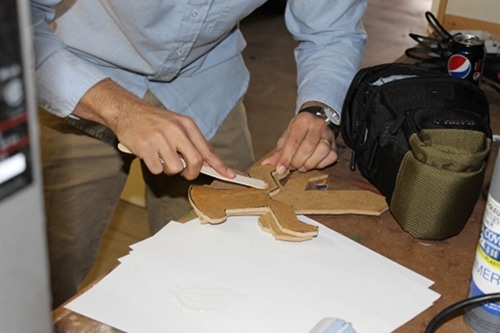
[141,93,255,234]
[40,94,254,307]
[39,110,132,309]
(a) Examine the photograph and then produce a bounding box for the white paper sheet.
[66,215,440,333]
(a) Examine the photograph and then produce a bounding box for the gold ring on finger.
[319,138,333,148]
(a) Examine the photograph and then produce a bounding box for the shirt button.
[191,10,198,18]
[176,49,183,57]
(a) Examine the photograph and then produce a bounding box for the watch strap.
[298,106,340,138]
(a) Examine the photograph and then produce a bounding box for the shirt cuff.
[35,51,109,117]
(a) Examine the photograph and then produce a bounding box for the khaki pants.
[39,95,254,308]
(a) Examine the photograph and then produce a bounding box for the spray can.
[465,148,500,332]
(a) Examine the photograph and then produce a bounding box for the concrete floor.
[80,0,433,289]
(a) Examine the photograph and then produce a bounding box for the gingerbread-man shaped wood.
[188,164,388,241]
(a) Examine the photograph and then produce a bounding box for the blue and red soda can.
[447,34,486,85]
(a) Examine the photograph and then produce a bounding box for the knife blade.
[117,143,268,189]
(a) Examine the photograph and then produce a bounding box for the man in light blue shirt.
[31,0,366,308]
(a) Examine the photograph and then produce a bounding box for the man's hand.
[261,110,338,174]
[73,79,235,180]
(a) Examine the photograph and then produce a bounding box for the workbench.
[53,78,500,332]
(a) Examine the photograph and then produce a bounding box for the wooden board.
[437,0,500,36]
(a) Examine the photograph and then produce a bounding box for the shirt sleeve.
[31,0,109,117]
[285,0,367,115]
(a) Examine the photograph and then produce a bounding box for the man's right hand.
[73,79,235,180]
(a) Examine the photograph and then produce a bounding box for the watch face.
[323,107,340,125]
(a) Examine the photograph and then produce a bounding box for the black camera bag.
[341,63,492,240]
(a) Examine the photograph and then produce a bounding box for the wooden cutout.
[188,186,318,240]
[188,164,388,242]
[257,213,312,242]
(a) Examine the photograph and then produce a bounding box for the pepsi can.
[447,34,486,85]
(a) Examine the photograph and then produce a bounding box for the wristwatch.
[298,105,341,137]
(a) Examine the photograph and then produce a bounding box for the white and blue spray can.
[465,148,500,332]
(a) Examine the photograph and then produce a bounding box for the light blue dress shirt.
[31,0,366,140]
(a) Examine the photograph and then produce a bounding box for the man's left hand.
[261,111,337,174]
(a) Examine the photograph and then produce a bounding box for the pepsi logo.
[447,54,471,79]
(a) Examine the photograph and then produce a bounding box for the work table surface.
[53,82,500,333]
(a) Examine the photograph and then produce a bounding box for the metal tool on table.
[117,143,268,189]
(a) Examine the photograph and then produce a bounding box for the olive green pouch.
[391,129,491,239]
